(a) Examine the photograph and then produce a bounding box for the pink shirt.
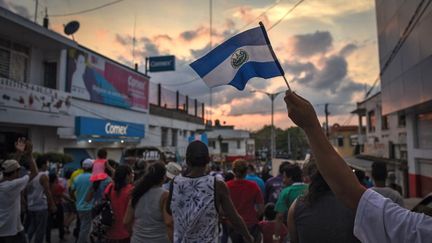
[104,183,133,240]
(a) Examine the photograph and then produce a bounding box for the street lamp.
[250,89,285,159]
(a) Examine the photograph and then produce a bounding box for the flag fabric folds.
[189,25,284,90]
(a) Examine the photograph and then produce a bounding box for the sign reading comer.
[148,55,175,72]
[75,117,145,138]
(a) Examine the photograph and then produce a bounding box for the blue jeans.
[26,210,48,243]
[77,211,93,243]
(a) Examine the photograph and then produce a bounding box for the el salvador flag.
[190,24,284,90]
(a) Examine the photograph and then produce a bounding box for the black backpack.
[92,184,114,227]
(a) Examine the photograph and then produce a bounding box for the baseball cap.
[1,159,21,173]
[82,158,94,169]
[165,162,182,179]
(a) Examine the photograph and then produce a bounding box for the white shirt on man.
[0,175,29,236]
[354,189,432,243]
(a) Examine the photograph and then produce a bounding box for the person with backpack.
[104,165,134,243]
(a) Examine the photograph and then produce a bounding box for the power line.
[49,0,125,17]
[365,0,431,98]
[268,0,305,31]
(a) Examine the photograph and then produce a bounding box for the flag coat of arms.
[190,24,284,90]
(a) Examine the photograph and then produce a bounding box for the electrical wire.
[268,0,304,31]
[49,0,125,17]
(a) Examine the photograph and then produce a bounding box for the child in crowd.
[259,203,288,243]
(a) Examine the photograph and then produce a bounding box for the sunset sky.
[1,0,380,130]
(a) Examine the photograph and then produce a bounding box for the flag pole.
[258,21,291,91]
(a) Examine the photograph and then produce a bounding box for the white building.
[371,0,432,197]
[351,92,408,195]
[0,8,205,164]
[206,122,255,169]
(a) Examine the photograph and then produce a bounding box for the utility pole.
[250,90,284,159]
[34,0,39,23]
[325,103,330,137]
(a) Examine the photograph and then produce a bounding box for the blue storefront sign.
[75,117,145,140]
[148,55,175,72]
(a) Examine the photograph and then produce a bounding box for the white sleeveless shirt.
[27,171,48,211]
[170,175,219,243]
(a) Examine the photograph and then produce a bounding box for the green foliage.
[42,152,74,164]
[251,125,309,159]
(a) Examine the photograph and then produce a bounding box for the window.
[44,62,57,89]
[417,112,432,149]
[382,115,389,130]
[171,129,178,147]
[161,128,168,147]
[337,136,344,147]
[237,140,241,149]
[221,143,229,153]
[209,141,216,149]
[398,113,406,127]
[0,38,29,83]
[368,110,376,132]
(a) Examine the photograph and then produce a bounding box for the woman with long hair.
[124,162,173,243]
[287,162,360,243]
[104,164,134,243]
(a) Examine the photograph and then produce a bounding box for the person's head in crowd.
[97,149,108,159]
[279,161,292,176]
[263,203,277,221]
[134,159,148,180]
[387,171,396,184]
[302,158,317,184]
[354,169,368,187]
[224,170,235,182]
[301,163,331,205]
[232,159,248,179]
[113,164,133,193]
[165,162,182,181]
[36,154,49,171]
[79,158,86,169]
[106,159,118,177]
[261,166,271,175]
[64,169,73,180]
[371,161,387,186]
[131,162,166,208]
[282,163,303,186]
[82,158,93,172]
[1,159,21,180]
[186,141,210,168]
[247,163,257,175]
[49,172,58,185]
[211,164,221,172]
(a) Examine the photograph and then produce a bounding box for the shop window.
[44,62,57,89]
[368,110,376,132]
[337,136,344,147]
[171,129,178,147]
[221,143,229,153]
[417,112,432,149]
[161,128,168,147]
[382,115,389,130]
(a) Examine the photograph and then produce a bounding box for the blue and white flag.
[190,24,284,90]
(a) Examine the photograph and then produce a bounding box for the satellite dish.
[64,21,80,40]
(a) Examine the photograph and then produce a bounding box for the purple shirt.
[264,174,284,203]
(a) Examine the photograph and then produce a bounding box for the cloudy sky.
[1,0,380,130]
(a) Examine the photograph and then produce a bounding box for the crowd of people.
[0,90,431,243]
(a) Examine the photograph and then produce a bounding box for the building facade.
[329,124,358,159]
[206,122,255,169]
[374,0,432,197]
[0,8,205,164]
